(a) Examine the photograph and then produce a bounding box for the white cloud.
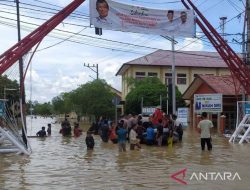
[176,37,204,51]
[0,0,243,103]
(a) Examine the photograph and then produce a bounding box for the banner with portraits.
[90,0,196,37]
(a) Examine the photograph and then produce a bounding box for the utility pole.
[247,0,250,65]
[16,0,25,99]
[171,37,176,115]
[16,0,27,147]
[83,63,99,79]
[220,16,227,41]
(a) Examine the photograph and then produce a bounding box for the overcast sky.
[0,0,245,103]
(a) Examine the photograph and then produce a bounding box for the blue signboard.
[0,100,4,116]
[194,94,223,113]
[177,107,189,127]
[245,103,250,114]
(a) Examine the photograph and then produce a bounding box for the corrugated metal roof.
[182,75,243,99]
[116,50,229,76]
[199,75,242,95]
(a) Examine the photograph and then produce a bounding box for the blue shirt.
[146,127,155,140]
[116,128,127,143]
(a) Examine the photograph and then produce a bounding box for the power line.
[0,2,89,20]
[0,1,244,59]
[226,0,244,12]
[0,14,243,60]
[0,0,244,51]
[32,0,88,17]
[0,8,244,53]
[0,9,90,27]
[130,0,181,4]
[177,10,245,51]
[19,1,89,17]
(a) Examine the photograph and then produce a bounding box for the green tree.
[0,75,20,103]
[125,77,167,114]
[51,79,116,119]
[52,95,65,114]
[125,77,186,114]
[71,79,115,119]
[33,102,53,115]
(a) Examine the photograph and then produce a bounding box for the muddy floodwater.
[0,116,250,190]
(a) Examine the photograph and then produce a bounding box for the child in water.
[47,123,51,136]
[73,122,82,137]
[85,132,95,150]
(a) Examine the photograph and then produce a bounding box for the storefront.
[182,75,242,132]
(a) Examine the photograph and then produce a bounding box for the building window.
[148,72,157,77]
[193,74,198,78]
[177,73,186,85]
[165,73,172,85]
[135,72,145,80]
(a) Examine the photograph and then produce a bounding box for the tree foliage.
[125,77,186,114]
[51,79,116,119]
[125,77,167,114]
[0,75,20,102]
[26,101,53,116]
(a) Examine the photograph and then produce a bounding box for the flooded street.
[1,117,250,190]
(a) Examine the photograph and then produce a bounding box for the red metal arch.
[0,0,85,75]
[182,0,250,95]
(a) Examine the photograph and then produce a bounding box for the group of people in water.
[36,107,213,152]
[36,123,51,137]
[88,107,184,152]
[36,118,95,150]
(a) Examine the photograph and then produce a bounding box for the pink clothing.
[74,128,82,137]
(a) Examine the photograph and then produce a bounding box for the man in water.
[196,112,213,151]
[85,131,95,150]
[47,123,51,136]
[60,118,72,136]
[116,122,127,152]
[36,126,46,137]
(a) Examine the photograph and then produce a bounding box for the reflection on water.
[0,116,250,190]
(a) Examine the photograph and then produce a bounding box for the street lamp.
[4,87,17,101]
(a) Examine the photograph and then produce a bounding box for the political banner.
[194,94,223,113]
[90,0,196,37]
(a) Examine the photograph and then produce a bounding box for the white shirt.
[197,119,213,138]
[95,16,113,26]
[129,129,137,144]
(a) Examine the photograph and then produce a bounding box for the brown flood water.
[0,116,250,190]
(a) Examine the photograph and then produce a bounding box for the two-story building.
[116,50,230,100]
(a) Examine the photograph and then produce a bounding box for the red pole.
[181,0,250,95]
[0,0,85,75]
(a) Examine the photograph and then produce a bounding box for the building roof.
[182,75,242,100]
[110,86,122,98]
[116,50,229,76]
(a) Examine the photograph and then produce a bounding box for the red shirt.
[109,128,117,140]
[152,109,163,125]
[74,128,82,137]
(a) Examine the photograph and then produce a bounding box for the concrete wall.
[120,65,229,99]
